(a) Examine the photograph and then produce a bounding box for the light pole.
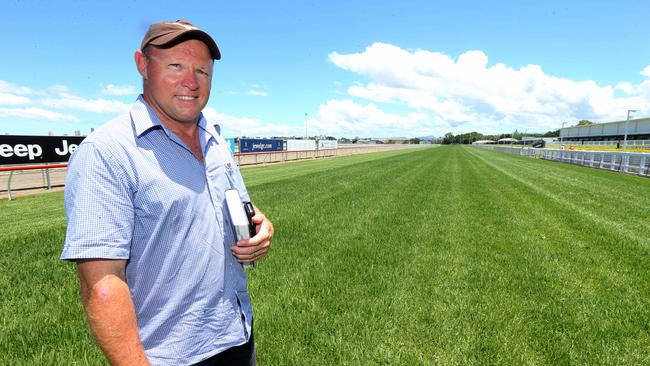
[304,113,308,139]
[560,122,567,149]
[623,109,636,151]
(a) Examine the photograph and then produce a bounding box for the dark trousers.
[192,332,256,366]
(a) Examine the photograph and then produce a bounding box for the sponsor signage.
[317,140,338,149]
[287,139,316,151]
[224,137,236,155]
[0,135,85,165]
[239,138,283,153]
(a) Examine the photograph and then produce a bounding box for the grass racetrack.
[1,146,648,365]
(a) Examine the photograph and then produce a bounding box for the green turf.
[1,146,648,365]
[0,192,102,365]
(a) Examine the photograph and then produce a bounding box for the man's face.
[137,39,213,128]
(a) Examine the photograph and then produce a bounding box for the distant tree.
[442,132,455,144]
[456,133,472,144]
[542,129,560,137]
[468,132,483,143]
[576,120,593,126]
[409,138,421,144]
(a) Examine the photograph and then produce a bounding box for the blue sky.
[1,0,649,138]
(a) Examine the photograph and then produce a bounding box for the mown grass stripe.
[460,147,649,364]
[468,148,650,217]
[465,147,649,249]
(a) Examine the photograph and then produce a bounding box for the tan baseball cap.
[140,20,221,60]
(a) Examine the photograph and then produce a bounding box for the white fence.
[2,144,430,199]
[546,139,650,150]
[235,144,425,166]
[474,145,650,177]
[576,139,650,147]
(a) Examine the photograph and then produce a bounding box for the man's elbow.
[85,275,131,311]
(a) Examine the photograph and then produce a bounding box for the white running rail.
[474,145,650,177]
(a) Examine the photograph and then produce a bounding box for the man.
[61,20,273,365]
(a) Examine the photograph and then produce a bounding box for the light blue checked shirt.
[61,96,253,365]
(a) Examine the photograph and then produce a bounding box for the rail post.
[46,166,52,191]
[7,171,14,200]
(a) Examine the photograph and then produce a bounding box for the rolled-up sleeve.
[61,141,134,261]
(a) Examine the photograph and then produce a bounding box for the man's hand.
[77,259,150,365]
[231,205,274,264]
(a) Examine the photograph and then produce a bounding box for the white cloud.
[46,84,71,96]
[0,80,131,114]
[0,80,33,95]
[101,84,138,96]
[247,90,268,97]
[203,107,297,137]
[0,80,134,133]
[246,84,269,97]
[616,82,634,94]
[0,93,31,105]
[311,99,429,137]
[328,43,650,134]
[41,96,130,114]
[641,65,650,78]
[0,107,78,121]
[203,102,432,138]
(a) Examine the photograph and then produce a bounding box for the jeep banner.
[0,135,85,165]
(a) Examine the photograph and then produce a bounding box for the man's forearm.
[82,275,150,365]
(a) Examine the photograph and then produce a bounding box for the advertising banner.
[286,139,316,151]
[0,135,85,165]
[239,138,283,153]
[317,140,338,149]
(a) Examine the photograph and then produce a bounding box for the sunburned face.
[136,39,213,129]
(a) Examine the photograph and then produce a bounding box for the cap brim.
[147,30,221,60]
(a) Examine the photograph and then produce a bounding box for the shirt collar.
[131,95,163,137]
[198,115,220,141]
[130,95,220,141]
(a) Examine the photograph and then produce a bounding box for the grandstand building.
[560,118,650,142]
